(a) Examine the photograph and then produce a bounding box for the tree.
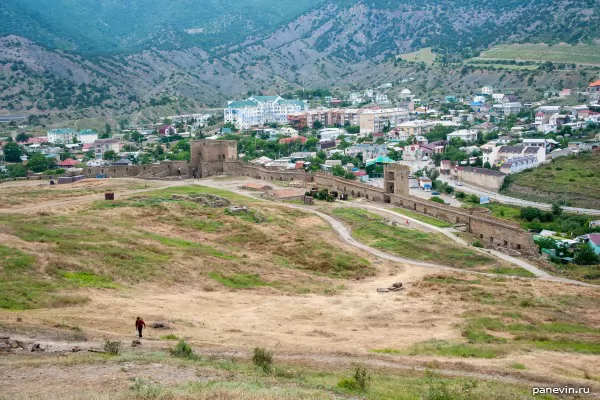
[331,164,346,177]
[27,152,50,173]
[574,244,599,265]
[551,202,563,217]
[520,207,543,222]
[2,142,22,162]
[130,131,142,143]
[103,150,116,160]
[483,161,491,168]
[345,125,360,134]
[536,237,557,252]
[312,120,323,130]
[7,164,27,177]
[15,132,31,143]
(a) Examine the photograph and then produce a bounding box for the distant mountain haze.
[0,0,598,121]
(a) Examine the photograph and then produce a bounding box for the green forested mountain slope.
[0,0,326,54]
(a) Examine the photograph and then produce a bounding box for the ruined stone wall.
[80,161,189,179]
[314,174,388,203]
[239,164,313,182]
[389,193,537,255]
[190,139,238,178]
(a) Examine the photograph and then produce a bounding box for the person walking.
[135,317,146,338]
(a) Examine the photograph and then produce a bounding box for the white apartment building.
[224,96,308,129]
[447,129,478,142]
[499,156,539,174]
[484,145,546,166]
[47,129,77,144]
[78,129,98,144]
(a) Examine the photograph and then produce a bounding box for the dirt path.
[195,177,595,287]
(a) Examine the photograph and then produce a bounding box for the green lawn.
[331,208,530,275]
[391,207,453,228]
[477,43,600,65]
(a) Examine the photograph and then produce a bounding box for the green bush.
[252,347,273,373]
[472,240,485,248]
[170,339,195,359]
[43,169,66,176]
[468,194,480,203]
[337,365,371,392]
[103,339,121,355]
[455,191,466,200]
[430,196,445,204]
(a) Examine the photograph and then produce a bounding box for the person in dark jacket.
[135,317,146,338]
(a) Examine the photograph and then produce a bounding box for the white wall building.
[481,86,494,95]
[224,96,308,129]
[447,129,478,142]
[77,129,98,144]
[47,129,77,144]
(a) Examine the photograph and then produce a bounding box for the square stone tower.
[383,164,410,195]
[190,139,238,178]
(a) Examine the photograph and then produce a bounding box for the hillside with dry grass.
[0,178,599,399]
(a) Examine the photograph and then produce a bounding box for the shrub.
[468,194,480,203]
[170,339,195,359]
[455,191,466,200]
[252,347,273,373]
[574,244,599,265]
[444,186,454,194]
[430,196,445,204]
[472,240,484,248]
[103,339,121,355]
[337,365,371,392]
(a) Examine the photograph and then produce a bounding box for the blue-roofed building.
[78,129,98,144]
[224,96,309,130]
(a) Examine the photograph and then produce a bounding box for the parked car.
[431,191,441,195]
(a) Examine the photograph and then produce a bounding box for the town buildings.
[224,96,308,129]
[447,129,478,142]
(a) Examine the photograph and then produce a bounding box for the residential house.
[522,138,558,151]
[485,145,546,166]
[481,86,493,95]
[78,129,98,144]
[47,129,77,144]
[492,93,505,102]
[440,160,452,174]
[559,89,572,98]
[91,139,121,159]
[158,124,176,135]
[322,160,342,172]
[494,102,522,115]
[582,233,600,255]
[317,128,345,141]
[499,156,539,174]
[375,92,390,104]
[587,80,600,97]
[113,158,133,166]
[57,158,79,169]
[279,136,307,145]
[345,143,388,159]
[452,166,506,192]
[349,92,362,104]
[399,89,413,100]
[447,129,478,142]
[317,140,337,151]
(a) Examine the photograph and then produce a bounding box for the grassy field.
[464,61,539,70]
[374,273,600,359]
[397,47,437,65]
[391,207,453,228]
[0,185,373,310]
[503,152,600,209]
[0,347,561,400]
[477,43,600,65]
[331,208,533,276]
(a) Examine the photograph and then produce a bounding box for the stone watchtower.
[383,164,410,196]
[190,139,238,178]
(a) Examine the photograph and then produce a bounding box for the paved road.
[438,175,600,215]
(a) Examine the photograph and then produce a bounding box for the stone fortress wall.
[5,139,535,256]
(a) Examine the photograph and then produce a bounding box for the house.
[322,159,342,172]
[158,124,176,136]
[447,129,478,142]
[57,158,79,169]
[365,156,395,178]
[375,92,390,104]
[486,145,546,166]
[522,138,558,151]
[582,233,600,255]
[346,144,388,159]
[499,156,539,174]
[559,89,572,98]
[113,158,132,166]
[587,80,600,95]
[494,102,522,115]
[440,160,452,174]
[349,92,362,104]
[481,86,493,95]
[78,129,98,144]
[47,129,77,144]
[317,140,337,150]
[249,156,273,166]
[399,89,413,100]
[279,136,307,145]
[91,139,121,159]
[492,93,505,102]
[445,95,456,102]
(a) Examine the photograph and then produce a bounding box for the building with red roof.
[279,136,307,145]
[588,80,600,94]
[57,158,79,169]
